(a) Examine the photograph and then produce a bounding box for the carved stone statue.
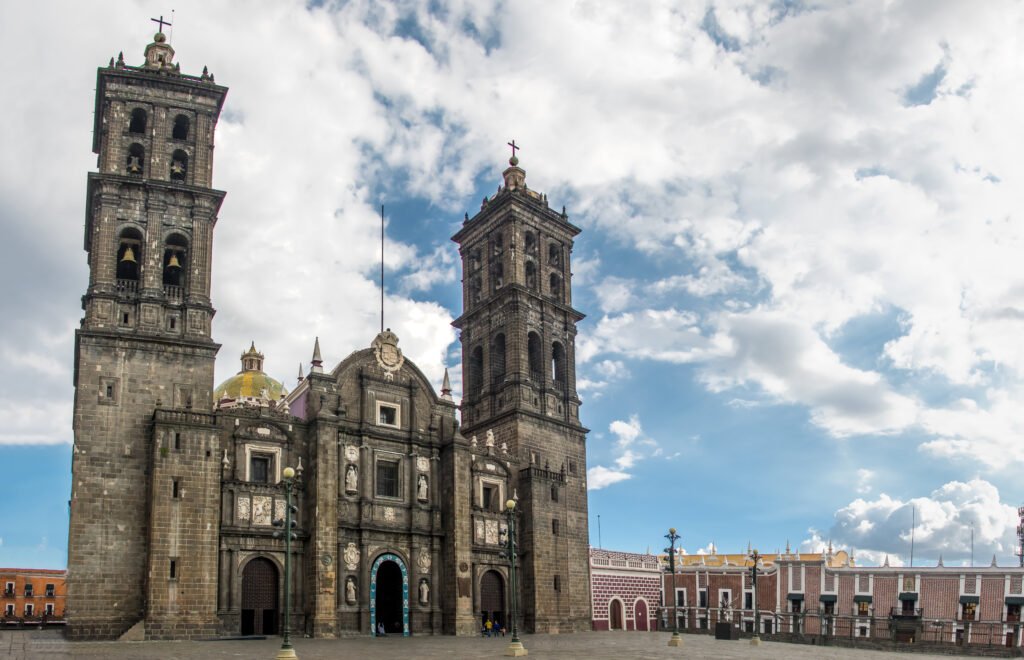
[419,579,430,605]
[345,464,358,493]
[346,577,356,604]
[485,429,495,447]
[417,474,428,501]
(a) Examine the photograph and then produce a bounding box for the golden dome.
[214,342,287,408]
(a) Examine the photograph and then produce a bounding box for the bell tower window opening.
[126,143,145,176]
[116,228,143,282]
[551,342,565,388]
[492,232,504,256]
[548,242,561,265]
[525,261,537,290]
[524,231,536,255]
[493,262,504,290]
[469,346,484,396]
[170,149,188,182]
[527,332,542,381]
[128,108,147,134]
[172,114,190,140]
[549,273,562,299]
[163,234,188,288]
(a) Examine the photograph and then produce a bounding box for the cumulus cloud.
[819,479,1019,566]
[587,414,660,491]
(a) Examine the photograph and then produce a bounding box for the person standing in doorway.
[485,618,493,637]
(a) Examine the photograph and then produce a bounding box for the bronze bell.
[120,246,137,263]
[167,253,181,269]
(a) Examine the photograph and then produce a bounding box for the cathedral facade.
[66,32,591,640]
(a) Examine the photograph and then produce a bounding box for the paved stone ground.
[0,629,993,660]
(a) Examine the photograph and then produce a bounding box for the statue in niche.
[485,429,495,448]
[417,474,429,501]
[419,579,430,605]
[345,464,358,493]
[346,576,356,604]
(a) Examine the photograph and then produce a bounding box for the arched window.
[126,143,145,176]
[492,334,506,379]
[115,228,143,284]
[469,346,484,396]
[129,108,147,134]
[492,233,503,255]
[170,149,188,182]
[524,231,536,255]
[471,276,482,305]
[549,273,562,299]
[493,263,504,290]
[470,249,481,271]
[525,261,537,290]
[527,332,542,381]
[172,114,190,140]
[163,234,188,290]
[548,242,561,265]
[551,342,565,389]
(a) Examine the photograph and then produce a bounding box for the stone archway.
[241,557,278,636]
[370,553,409,636]
[480,570,506,630]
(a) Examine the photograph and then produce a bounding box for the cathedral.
[66,31,592,640]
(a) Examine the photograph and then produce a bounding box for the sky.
[1,0,1023,571]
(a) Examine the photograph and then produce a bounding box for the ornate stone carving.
[383,506,396,522]
[419,578,430,605]
[485,520,499,545]
[236,495,250,521]
[417,550,431,573]
[417,474,428,501]
[372,328,405,378]
[274,498,286,523]
[344,464,358,493]
[344,444,359,462]
[344,542,359,570]
[252,495,272,525]
[416,456,429,472]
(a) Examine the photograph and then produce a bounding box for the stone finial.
[937,554,943,567]
[471,435,478,448]
[221,449,230,469]
[883,554,890,567]
[311,336,323,373]
[785,539,791,555]
[441,368,452,401]
[296,456,304,478]
[297,362,304,383]
[992,554,998,567]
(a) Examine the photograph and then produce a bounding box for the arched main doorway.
[610,598,624,630]
[370,553,409,636]
[480,570,505,630]
[635,599,649,631]
[241,557,278,636]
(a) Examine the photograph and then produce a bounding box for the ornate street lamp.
[749,549,762,646]
[665,527,682,647]
[273,466,299,660]
[504,498,528,657]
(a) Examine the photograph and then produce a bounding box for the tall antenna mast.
[597,514,602,549]
[909,505,915,568]
[970,524,974,567]
[170,9,175,43]
[1017,505,1024,567]
[380,204,385,333]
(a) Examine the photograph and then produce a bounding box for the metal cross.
[151,15,172,33]
[507,140,520,159]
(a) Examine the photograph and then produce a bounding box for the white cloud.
[822,479,1019,565]
[587,465,631,491]
[588,414,662,490]
[856,468,874,495]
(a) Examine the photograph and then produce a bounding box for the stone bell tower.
[452,148,592,632]
[67,30,228,640]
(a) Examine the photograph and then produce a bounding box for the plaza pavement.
[1,629,988,660]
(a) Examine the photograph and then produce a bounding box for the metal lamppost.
[504,498,528,657]
[749,549,762,646]
[665,527,682,647]
[273,466,298,660]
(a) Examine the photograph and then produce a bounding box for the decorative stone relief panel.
[253,495,272,525]
[236,495,251,521]
[274,499,286,523]
[485,520,499,545]
[344,542,359,570]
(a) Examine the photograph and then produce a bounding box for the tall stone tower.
[452,152,592,632]
[67,32,227,640]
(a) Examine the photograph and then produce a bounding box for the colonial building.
[589,549,660,632]
[0,568,66,625]
[657,550,1024,650]
[66,31,591,641]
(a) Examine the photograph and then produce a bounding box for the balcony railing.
[892,607,923,617]
[164,284,183,303]
[115,278,138,298]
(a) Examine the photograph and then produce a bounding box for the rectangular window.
[377,402,399,428]
[1008,604,1021,622]
[675,588,686,607]
[45,583,54,597]
[24,583,32,597]
[744,592,753,609]
[482,485,495,511]
[172,479,180,499]
[168,316,176,330]
[859,626,868,637]
[963,602,977,620]
[169,559,177,579]
[174,432,181,450]
[824,601,835,615]
[25,604,33,616]
[45,603,54,615]
[568,459,577,474]
[791,600,802,614]
[858,601,870,616]
[4,604,12,616]
[250,454,271,484]
[552,519,560,535]
[4,582,12,595]
[376,460,400,498]
[553,575,561,592]
[550,485,559,502]
[698,590,707,608]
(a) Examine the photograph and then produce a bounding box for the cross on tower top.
[507,140,520,159]
[151,15,172,34]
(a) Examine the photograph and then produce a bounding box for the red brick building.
[589,549,661,632]
[0,568,66,625]
[657,550,1024,649]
